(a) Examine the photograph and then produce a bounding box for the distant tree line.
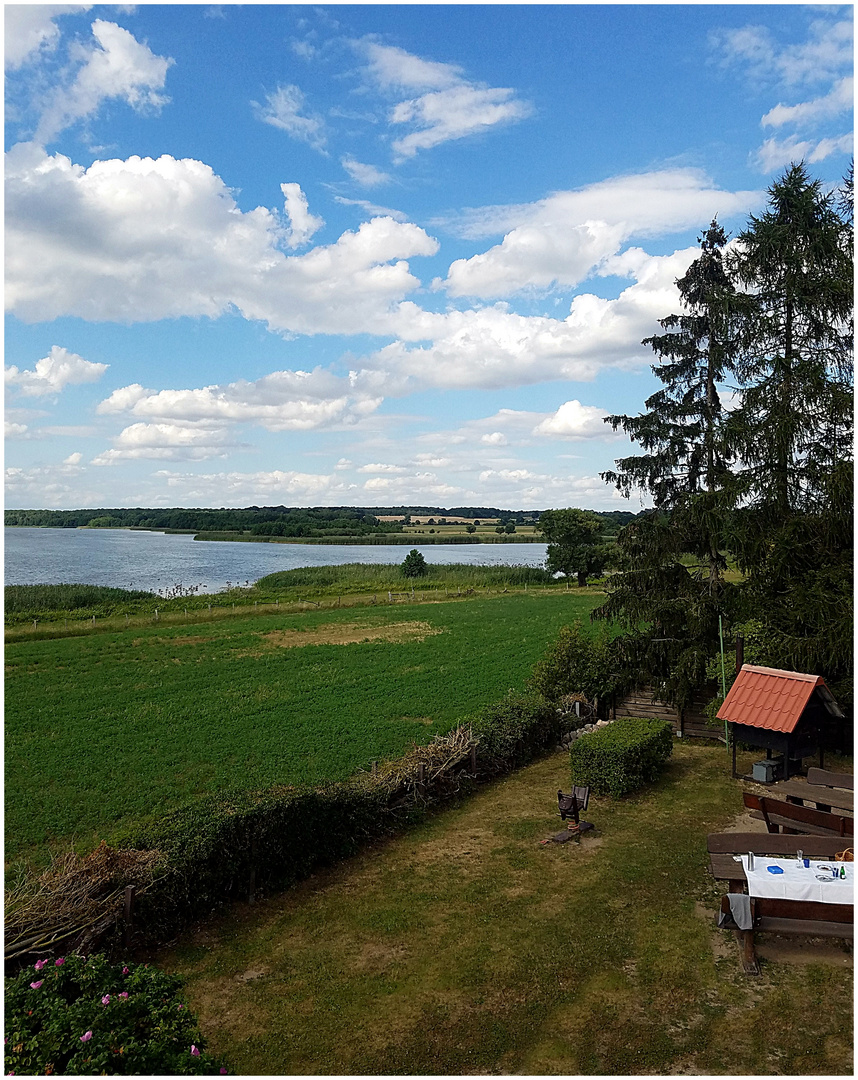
[5,505,644,533]
[3,506,400,537]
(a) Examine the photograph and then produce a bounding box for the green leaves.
[4,953,225,1076]
[401,549,428,578]
[569,718,673,799]
[595,164,853,713]
[537,509,610,586]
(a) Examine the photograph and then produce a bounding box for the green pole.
[719,614,728,746]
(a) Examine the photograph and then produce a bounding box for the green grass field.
[160,742,853,1075]
[5,592,601,865]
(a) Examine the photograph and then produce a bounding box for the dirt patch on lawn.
[261,620,443,648]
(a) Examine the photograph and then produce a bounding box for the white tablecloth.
[742,856,854,904]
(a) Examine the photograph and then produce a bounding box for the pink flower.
[191,1046,200,1057]
[122,967,130,975]
[101,994,111,1005]
[119,992,128,999]
[80,1032,92,1043]
[34,960,47,971]
[30,981,43,989]
[178,1004,183,1010]
[220,1069,228,1075]
[55,958,65,967]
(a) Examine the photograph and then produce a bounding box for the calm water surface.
[4,528,548,595]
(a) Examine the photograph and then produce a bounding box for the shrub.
[4,952,225,1076]
[569,717,673,798]
[530,621,619,704]
[401,549,428,577]
[468,690,560,770]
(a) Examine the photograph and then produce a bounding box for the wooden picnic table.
[708,832,848,891]
[707,832,853,973]
[769,780,853,814]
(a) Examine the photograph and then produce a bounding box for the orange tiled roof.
[716,664,826,733]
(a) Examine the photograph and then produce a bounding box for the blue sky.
[4,3,853,511]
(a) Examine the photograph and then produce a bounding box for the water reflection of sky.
[5,527,548,595]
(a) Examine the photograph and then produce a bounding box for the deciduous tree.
[537,509,609,587]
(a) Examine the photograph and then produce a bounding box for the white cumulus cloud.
[442,169,761,299]
[762,76,854,129]
[5,4,89,70]
[280,182,324,248]
[36,19,173,142]
[97,368,385,433]
[6,144,439,334]
[391,84,532,160]
[533,400,612,440]
[91,421,236,464]
[367,245,702,392]
[5,345,108,396]
[755,133,854,172]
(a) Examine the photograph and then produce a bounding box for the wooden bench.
[708,833,853,974]
[807,767,854,792]
[742,791,854,837]
[719,895,853,974]
[770,779,854,815]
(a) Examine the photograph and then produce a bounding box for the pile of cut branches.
[365,725,477,804]
[5,842,163,963]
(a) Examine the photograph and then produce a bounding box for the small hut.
[717,664,844,780]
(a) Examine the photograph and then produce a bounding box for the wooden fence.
[606,685,725,742]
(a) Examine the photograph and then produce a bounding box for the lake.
[4,528,548,595]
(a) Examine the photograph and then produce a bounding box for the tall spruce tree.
[594,222,739,707]
[727,162,853,519]
[725,163,854,699]
[603,220,736,509]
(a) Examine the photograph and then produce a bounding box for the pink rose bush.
[5,953,228,1075]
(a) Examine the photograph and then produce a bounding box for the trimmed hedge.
[466,689,562,770]
[569,717,673,798]
[105,689,566,943]
[114,778,397,939]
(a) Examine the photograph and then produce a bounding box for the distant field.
[5,592,603,865]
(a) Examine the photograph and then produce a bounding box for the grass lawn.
[6,591,603,865]
[157,742,853,1075]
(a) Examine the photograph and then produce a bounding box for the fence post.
[33,620,37,630]
[470,745,477,775]
[418,763,426,792]
[123,885,135,948]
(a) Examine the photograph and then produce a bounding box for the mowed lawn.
[158,742,853,1076]
[6,592,600,864]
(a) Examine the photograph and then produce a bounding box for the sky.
[4,3,854,512]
